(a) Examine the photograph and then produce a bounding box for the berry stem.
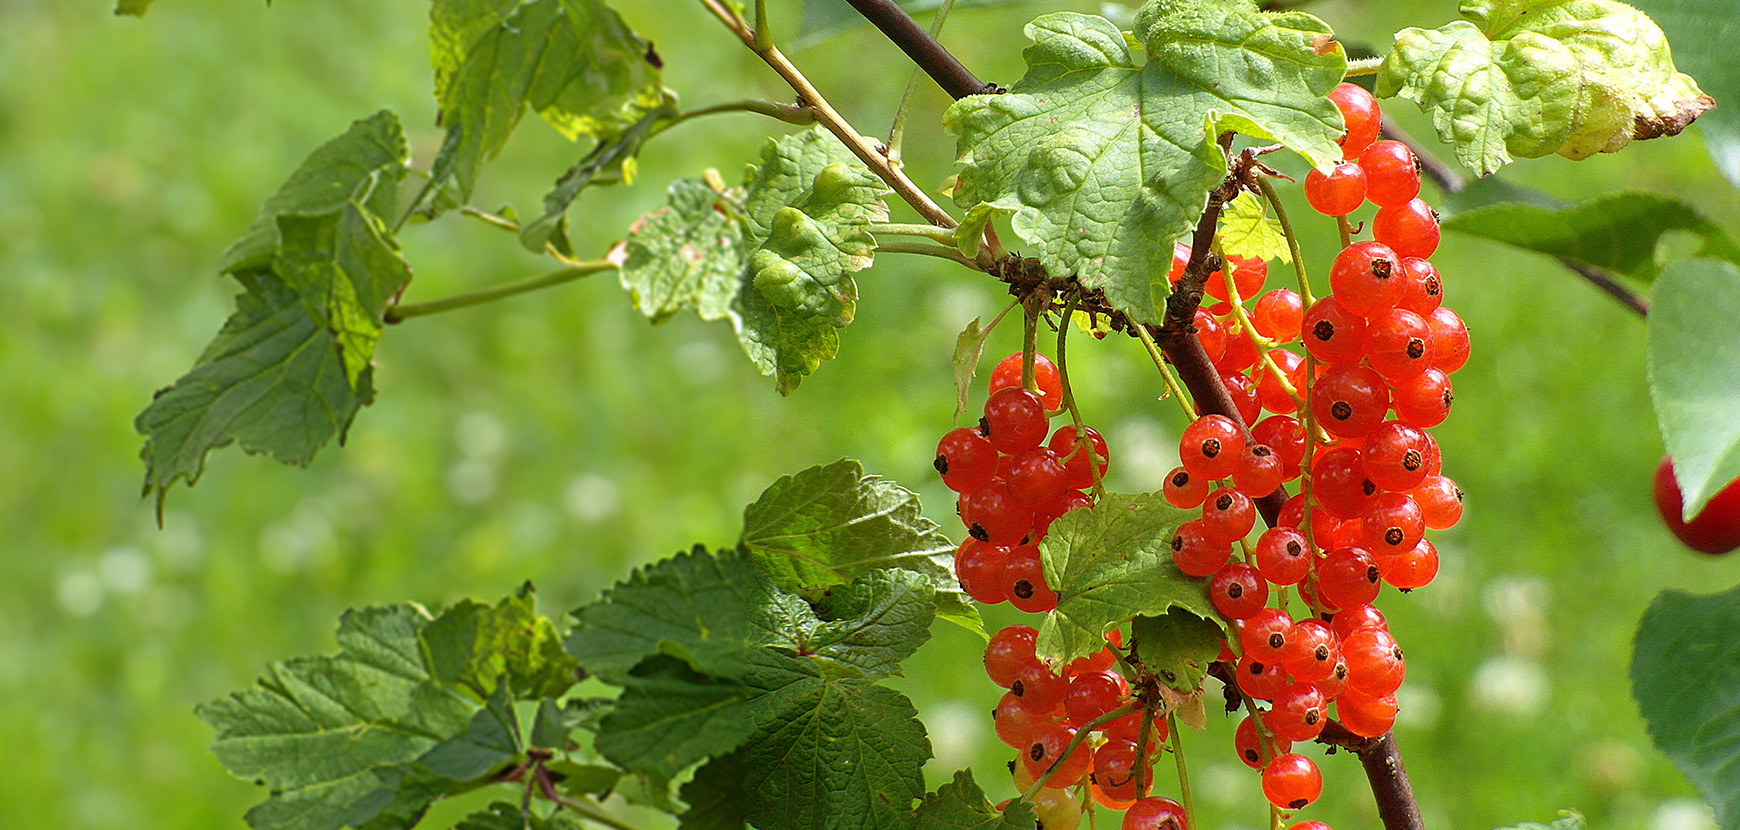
[872,223,961,245]
[875,241,978,267]
[1256,177,1315,306]
[1167,712,1197,829]
[1056,296,1108,496]
[1133,324,1201,421]
[1336,215,1353,249]
[385,260,614,322]
[1343,56,1384,78]
[1022,701,1143,799]
[1132,701,1158,798]
[1021,292,1044,393]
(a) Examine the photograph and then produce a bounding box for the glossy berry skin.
[985,625,1041,687]
[1031,787,1084,830]
[1050,425,1110,491]
[1254,289,1305,343]
[1412,474,1465,529]
[1372,198,1441,260]
[1236,653,1290,701]
[1318,546,1384,610]
[1360,493,1426,556]
[1394,368,1454,428]
[1006,447,1069,510]
[1289,823,1335,830]
[1266,682,1328,741]
[1003,545,1059,613]
[1022,722,1092,787]
[1201,487,1257,544]
[1064,670,1129,726]
[1328,241,1405,317]
[1304,161,1367,216]
[1171,519,1231,577]
[964,481,1034,545]
[1281,619,1342,684]
[1010,656,1070,712]
[935,428,999,493]
[1343,628,1406,697]
[1380,539,1440,590]
[1362,421,1431,493]
[1263,753,1323,810]
[1123,797,1188,830]
[1235,442,1287,497]
[993,690,1049,748]
[1206,254,1270,304]
[955,540,1009,605]
[1103,707,1168,746]
[1311,365,1391,438]
[1235,714,1291,769]
[1313,447,1379,519]
[1397,257,1444,314]
[1219,371,1263,425]
[1425,306,1471,374]
[1255,350,1304,417]
[983,387,1051,454]
[1302,296,1369,365]
[1210,562,1269,619]
[1364,307,1435,380]
[1239,607,1294,661]
[1331,604,1388,640]
[1253,416,1307,478]
[1092,739,1141,802]
[1179,414,1246,481]
[1653,457,1740,554]
[1328,82,1381,159]
[1357,140,1421,207]
[990,351,1064,411]
[1337,690,1399,738]
[1163,466,1210,509]
[1255,527,1312,586]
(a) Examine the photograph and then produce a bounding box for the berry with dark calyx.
[1254,289,1305,343]
[994,690,1052,748]
[936,427,999,493]
[1425,306,1471,374]
[1091,739,1141,803]
[1317,546,1383,610]
[1328,240,1405,317]
[1328,82,1381,159]
[955,539,1010,605]
[1393,367,1454,428]
[1361,421,1431,493]
[1313,657,1351,701]
[1030,786,1084,830]
[1653,459,1740,554]
[1210,562,1270,620]
[1263,753,1323,810]
[1256,526,1312,586]
[985,625,1041,687]
[1003,544,1059,613]
[1266,682,1328,741]
[1280,619,1342,684]
[1171,519,1232,577]
[1235,714,1291,769]
[1364,307,1435,380]
[990,351,1064,411]
[1302,296,1369,365]
[1010,656,1070,713]
[1050,425,1110,491]
[1372,198,1441,260]
[1408,474,1463,529]
[1239,607,1294,661]
[1123,797,1189,830]
[1021,722,1091,787]
[1343,628,1406,697]
[1236,653,1290,701]
[983,387,1051,454]
[1357,140,1421,207]
[1179,414,1246,481]
[1397,257,1443,315]
[1336,690,1399,738]
[1311,365,1391,439]
[1063,669,1129,726]
[1163,465,1211,509]
[1359,492,1426,556]
[1006,447,1070,510]
[964,480,1035,545]
[1253,415,1307,479]
[1235,442,1287,497]
[1304,161,1367,216]
[1379,538,1439,589]
[1201,487,1257,544]
[1313,447,1379,519]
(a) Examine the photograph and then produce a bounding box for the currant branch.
[843,0,992,98]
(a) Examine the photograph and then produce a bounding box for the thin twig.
[844,0,987,99]
[876,240,978,267]
[385,261,612,322]
[887,0,958,163]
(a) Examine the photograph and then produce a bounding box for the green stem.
[1132,702,1157,799]
[1168,713,1195,829]
[460,206,521,234]
[1020,293,1042,392]
[1055,296,1106,497]
[1344,56,1384,78]
[385,261,613,322]
[1336,214,1354,250]
[653,99,816,139]
[875,240,977,268]
[1023,702,1142,799]
[887,0,957,163]
[1133,325,1198,421]
[1256,178,1314,306]
[872,222,958,245]
[752,0,772,50]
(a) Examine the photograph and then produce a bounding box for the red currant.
[990,351,1064,411]
[1396,257,1443,315]
[1313,447,1379,519]
[1317,546,1383,609]
[1170,519,1231,577]
[1343,628,1406,697]
[1361,421,1430,492]
[983,387,1050,454]
[1359,493,1425,556]
[1379,538,1439,590]
[994,690,1051,748]
[1163,466,1210,510]
[1201,487,1257,544]
[1254,289,1305,343]
[1003,545,1059,613]
[1304,161,1367,216]
[1364,307,1434,380]
[1049,425,1110,491]
[1209,562,1269,620]
[1091,739,1141,802]
[1328,82,1381,159]
[1179,415,1245,481]
[1328,241,1404,317]
[1372,198,1440,260]
[1122,797,1188,830]
[1280,619,1342,684]
[1239,607,1294,662]
[1411,474,1464,529]
[1393,368,1453,428]
[1425,306,1470,374]
[1236,652,1290,701]
[1266,682,1328,741]
[1262,754,1323,810]
[1311,365,1391,439]
[1336,690,1398,738]
[935,427,999,493]
[964,480,1034,545]
[956,540,1010,605]
[1255,527,1311,586]
[1063,670,1129,726]
[1022,722,1091,787]
[1255,350,1304,416]
[1234,714,1291,769]
[1357,140,1421,207]
[985,625,1041,687]
[1301,296,1368,365]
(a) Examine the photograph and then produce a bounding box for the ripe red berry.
[1372,198,1441,260]
[1218,370,1263,425]
[955,540,1010,605]
[1255,526,1312,586]
[1411,474,1464,529]
[1022,722,1092,787]
[1357,140,1421,207]
[1234,442,1287,497]
[1652,457,1740,554]
[1210,562,1270,619]
[1304,161,1367,216]
[1063,670,1130,726]
[1006,448,1069,510]
[1254,289,1305,343]
[1163,466,1210,509]
[1262,753,1323,810]
[1337,690,1399,738]
[994,690,1051,748]
[1253,415,1307,478]
[1302,296,1368,365]
[990,352,1064,411]
[1234,714,1291,769]
[1195,308,1227,364]
[1179,415,1246,481]
[1425,306,1470,374]
[1313,447,1379,519]
[1328,241,1405,317]
[1123,797,1188,830]
[985,625,1041,687]
[1311,365,1391,438]
[1218,331,1261,374]
[1393,368,1454,428]
[1171,519,1231,577]
[1396,257,1443,315]
[1003,544,1059,613]
[983,387,1051,454]
[1010,656,1070,712]
[1239,607,1294,661]
[1091,739,1141,802]
[1362,421,1431,492]
[1330,604,1388,640]
[1201,487,1257,544]
[1364,307,1435,380]
[1379,539,1439,590]
[1359,493,1426,556]
[1343,628,1406,697]
[1049,425,1110,491]
[1103,707,1168,746]
[1280,619,1342,684]
[963,481,1034,545]
[1266,682,1328,741]
[1235,653,1290,701]
[1206,254,1270,304]
[1318,546,1383,610]
[1255,350,1304,416]
[935,428,999,493]
[1328,82,1381,159]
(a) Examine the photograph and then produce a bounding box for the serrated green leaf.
[1648,259,1740,518]
[521,104,678,254]
[802,569,937,679]
[944,7,1344,324]
[740,671,930,830]
[546,761,623,798]
[1492,810,1587,830]
[1632,0,1740,188]
[678,754,748,830]
[740,459,958,596]
[751,162,884,324]
[1131,609,1223,692]
[617,177,747,323]
[1633,585,1740,829]
[1443,191,1740,283]
[271,205,412,387]
[136,271,376,511]
[1216,192,1291,266]
[1377,0,1714,177]
[453,802,582,830]
[1035,493,1204,667]
[954,202,1011,258]
[594,656,760,781]
[356,682,523,830]
[952,316,993,421]
[425,0,666,204]
[566,548,773,681]
[916,769,1038,830]
[196,605,486,830]
[422,587,579,701]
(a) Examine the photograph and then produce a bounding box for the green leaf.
[678,756,747,830]
[802,569,937,679]
[453,802,581,830]
[944,7,1344,324]
[594,656,760,780]
[422,585,579,701]
[545,761,623,798]
[1492,810,1587,830]
[1632,0,1740,188]
[614,128,889,393]
[1443,191,1740,283]
[114,0,154,17]
[1035,493,1204,667]
[1377,0,1714,177]
[1131,609,1224,692]
[196,606,489,830]
[1216,192,1291,265]
[356,682,524,830]
[566,548,773,681]
[521,104,678,254]
[136,271,377,513]
[1633,585,1740,829]
[951,315,993,421]
[425,0,666,203]
[916,769,1038,830]
[1648,259,1740,518]
[739,670,931,830]
[271,205,413,387]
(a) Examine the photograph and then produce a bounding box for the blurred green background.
[2,1,1737,828]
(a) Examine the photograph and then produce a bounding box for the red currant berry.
[1234,443,1286,497]
[1049,425,1110,491]
[1003,545,1059,613]
[1361,421,1431,492]
[1179,415,1246,481]
[1302,296,1368,365]
[990,351,1064,411]
[1195,308,1226,364]
[1280,619,1342,685]
[1357,140,1421,207]
[994,690,1051,748]
[1206,254,1270,304]
[1103,707,1168,746]
[1091,739,1141,802]
[1304,161,1367,216]
[1255,526,1312,586]
[1313,447,1379,519]
[956,540,1010,605]
[1328,82,1381,159]
[1063,670,1130,726]
[1313,657,1351,701]
[1289,823,1335,830]
[936,427,999,493]
[1330,605,1387,640]
[1218,370,1263,425]
[1255,350,1305,416]
[1236,652,1291,701]
[1359,492,1425,556]
[1170,519,1232,577]
[1425,306,1470,374]
[1336,690,1399,738]
[1218,332,1261,374]
[1311,365,1391,438]
[1122,797,1188,830]
[1210,562,1270,620]
[1393,367,1454,428]
[1328,241,1404,317]
[1263,753,1323,810]
[983,387,1051,454]
[1397,257,1443,315]
[1201,487,1257,544]
[1364,307,1434,380]
[1266,682,1328,741]
[1253,416,1307,479]
[1343,628,1406,697]
[986,625,1041,687]
[1411,474,1464,529]
[1163,466,1210,510]
[1011,657,1070,713]
[1239,607,1294,662]
[1254,289,1305,343]
[1006,447,1069,510]
[964,480,1035,545]
[1317,546,1383,609]
[1235,714,1291,769]
[1372,198,1440,260]
[1379,538,1439,590]
[1023,722,1093,787]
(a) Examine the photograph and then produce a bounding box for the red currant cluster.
[936,351,1107,613]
